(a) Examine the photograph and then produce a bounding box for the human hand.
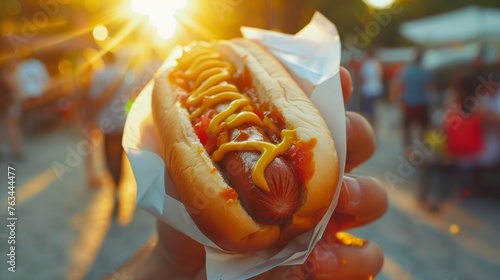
[135,66,388,280]
[253,67,388,279]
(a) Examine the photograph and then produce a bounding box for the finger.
[306,233,384,279]
[340,67,353,105]
[345,112,376,172]
[329,175,388,231]
[265,233,384,280]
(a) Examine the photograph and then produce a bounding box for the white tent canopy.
[422,42,483,70]
[400,6,500,46]
[374,44,493,71]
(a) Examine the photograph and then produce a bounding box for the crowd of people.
[350,46,500,211]
[0,47,162,205]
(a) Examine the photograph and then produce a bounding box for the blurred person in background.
[72,54,96,130]
[2,52,50,159]
[359,46,383,131]
[397,50,433,153]
[1,53,51,160]
[13,53,51,131]
[475,71,500,189]
[416,76,462,212]
[469,51,500,167]
[442,51,500,193]
[344,58,361,112]
[14,54,50,100]
[74,55,101,187]
[443,74,485,195]
[0,58,24,160]
[86,51,128,195]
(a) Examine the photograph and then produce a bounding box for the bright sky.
[130,0,188,39]
[363,0,396,9]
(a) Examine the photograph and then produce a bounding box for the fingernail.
[344,176,361,206]
[346,116,352,139]
[314,247,338,277]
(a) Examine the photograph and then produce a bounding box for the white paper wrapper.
[123,11,345,280]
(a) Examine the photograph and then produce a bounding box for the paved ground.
[0,101,499,280]
[0,124,157,280]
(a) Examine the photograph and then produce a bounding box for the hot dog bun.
[152,39,339,252]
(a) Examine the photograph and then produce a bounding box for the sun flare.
[131,0,187,39]
[92,25,108,41]
[363,0,396,9]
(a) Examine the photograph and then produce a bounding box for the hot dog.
[152,39,339,252]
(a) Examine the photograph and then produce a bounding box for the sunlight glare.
[93,25,108,41]
[363,0,395,9]
[131,0,187,39]
[151,15,177,39]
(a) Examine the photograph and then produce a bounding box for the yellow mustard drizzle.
[176,44,296,192]
[211,130,297,192]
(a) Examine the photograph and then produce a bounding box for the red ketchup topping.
[221,188,239,201]
[288,139,317,185]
